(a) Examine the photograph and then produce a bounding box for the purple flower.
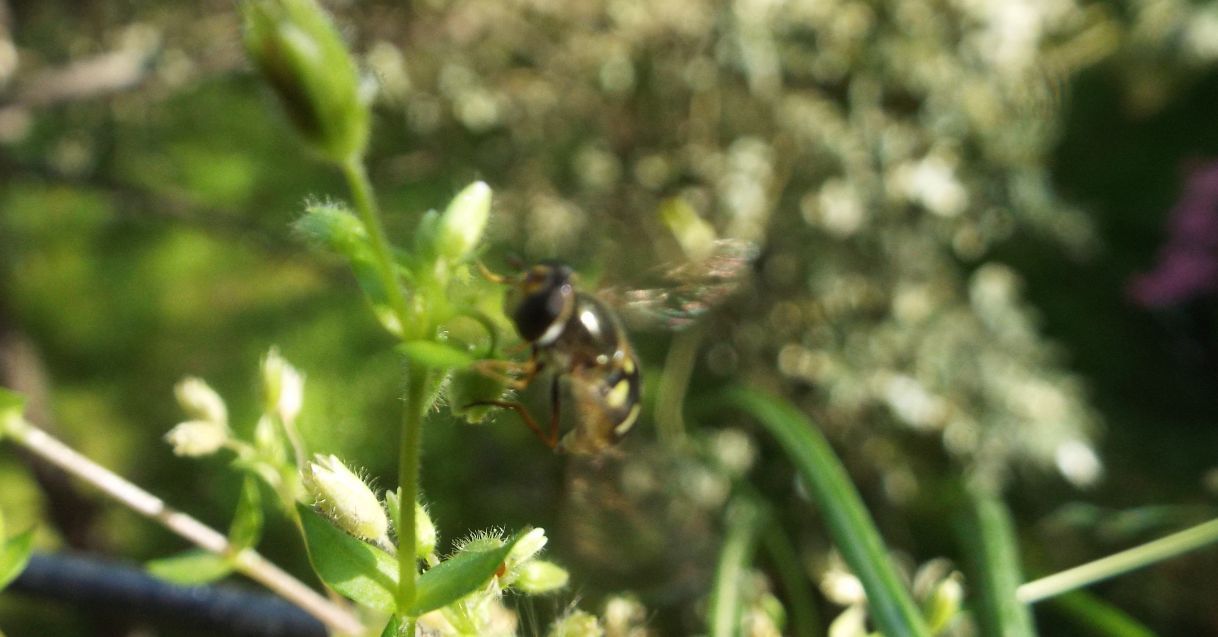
[1128,163,1218,307]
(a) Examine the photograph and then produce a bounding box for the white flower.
[174,377,227,425]
[165,420,228,457]
[262,347,304,425]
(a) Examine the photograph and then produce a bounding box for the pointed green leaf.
[147,549,234,585]
[298,504,399,613]
[229,477,264,551]
[0,529,36,591]
[380,615,405,637]
[396,341,476,370]
[407,531,525,615]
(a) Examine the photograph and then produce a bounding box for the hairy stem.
[2,417,363,636]
[396,365,430,619]
[341,157,413,338]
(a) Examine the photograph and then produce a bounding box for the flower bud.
[435,181,491,262]
[548,610,603,637]
[304,454,388,544]
[165,420,229,457]
[508,527,548,564]
[923,572,964,632]
[174,377,227,425]
[242,0,370,163]
[447,367,510,424]
[262,348,304,425]
[384,489,438,558]
[512,560,569,594]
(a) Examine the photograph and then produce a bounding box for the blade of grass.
[955,483,1037,637]
[723,388,930,637]
[1048,591,1157,637]
[1018,517,1218,603]
[709,495,767,637]
[760,522,822,637]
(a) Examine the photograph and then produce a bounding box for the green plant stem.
[709,496,767,637]
[655,325,702,445]
[723,388,930,637]
[341,157,413,337]
[1,416,364,635]
[761,523,822,637]
[1018,517,1218,603]
[396,365,431,621]
[956,483,1037,637]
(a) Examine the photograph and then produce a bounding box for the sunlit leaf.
[0,529,36,591]
[396,341,476,370]
[380,615,405,637]
[298,504,399,613]
[147,548,233,585]
[407,530,525,615]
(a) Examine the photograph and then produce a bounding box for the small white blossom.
[165,419,228,457]
[174,377,227,426]
[262,347,304,425]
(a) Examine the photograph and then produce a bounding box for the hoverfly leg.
[476,261,513,285]
[471,358,541,391]
[547,374,562,447]
[468,399,559,449]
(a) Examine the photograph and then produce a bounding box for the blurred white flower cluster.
[347,0,1218,489]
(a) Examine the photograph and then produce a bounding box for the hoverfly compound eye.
[511,262,575,343]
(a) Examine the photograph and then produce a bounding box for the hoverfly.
[472,239,756,455]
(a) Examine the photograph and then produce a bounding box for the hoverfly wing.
[600,238,758,331]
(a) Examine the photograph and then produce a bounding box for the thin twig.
[2,416,365,636]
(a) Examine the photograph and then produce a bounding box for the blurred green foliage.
[3,0,1218,634]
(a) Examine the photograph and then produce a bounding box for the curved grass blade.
[956,484,1037,637]
[724,388,930,637]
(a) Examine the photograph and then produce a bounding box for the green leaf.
[0,388,25,442]
[724,388,931,637]
[0,529,36,591]
[407,531,525,615]
[229,477,264,551]
[396,341,476,370]
[956,484,1037,637]
[0,388,23,413]
[147,549,234,585]
[380,616,405,637]
[298,504,399,613]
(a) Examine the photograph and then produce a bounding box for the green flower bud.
[242,0,370,163]
[304,454,388,544]
[174,377,227,426]
[261,347,304,425]
[385,489,437,559]
[548,610,603,637]
[436,181,491,262]
[165,420,229,457]
[512,560,569,594]
[923,572,963,632]
[446,367,509,424]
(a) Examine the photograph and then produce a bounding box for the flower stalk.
[0,415,363,635]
